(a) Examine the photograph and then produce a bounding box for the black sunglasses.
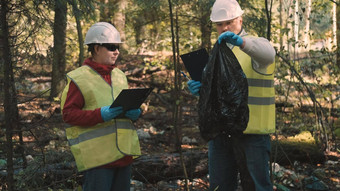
[99,44,120,51]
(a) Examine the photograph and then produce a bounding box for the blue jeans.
[208,133,272,191]
[82,165,132,191]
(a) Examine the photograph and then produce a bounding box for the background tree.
[69,0,84,67]
[196,0,214,50]
[112,0,128,50]
[336,0,340,67]
[50,0,67,100]
[1,1,19,190]
[294,0,299,59]
[265,0,273,41]
[304,0,312,51]
[126,0,165,53]
[99,0,128,51]
[239,0,267,38]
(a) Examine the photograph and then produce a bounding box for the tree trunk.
[50,0,67,99]
[100,0,109,22]
[265,0,273,41]
[279,0,283,51]
[336,1,340,68]
[304,0,311,51]
[134,17,146,47]
[286,0,292,56]
[1,1,19,190]
[99,0,127,51]
[168,1,189,190]
[112,0,127,50]
[199,1,213,51]
[294,0,299,59]
[70,0,84,67]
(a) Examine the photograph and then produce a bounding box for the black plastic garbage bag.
[198,42,249,141]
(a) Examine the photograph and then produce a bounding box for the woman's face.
[93,44,120,66]
[215,17,243,35]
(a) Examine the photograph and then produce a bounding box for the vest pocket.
[116,121,141,156]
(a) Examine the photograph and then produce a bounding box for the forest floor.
[13,94,338,191]
[0,53,339,190]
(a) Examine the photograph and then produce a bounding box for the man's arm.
[241,37,276,69]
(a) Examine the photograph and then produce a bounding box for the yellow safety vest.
[232,47,276,134]
[60,65,141,172]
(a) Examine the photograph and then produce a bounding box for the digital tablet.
[110,88,154,112]
[180,48,209,81]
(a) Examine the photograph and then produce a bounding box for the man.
[187,0,276,190]
[61,22,141,191]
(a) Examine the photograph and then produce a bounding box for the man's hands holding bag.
[218,31,243,47]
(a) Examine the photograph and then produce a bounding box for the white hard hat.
[210,0,244,22]
[84,22,122,45]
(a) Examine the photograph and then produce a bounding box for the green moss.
[287,131,316,143]
[272,131,325,165]
[334,128,340,138]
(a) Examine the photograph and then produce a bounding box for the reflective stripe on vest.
[67,120,133,146]
[60,66,141,171]
[247,78,274,88]
[247,78,275,105]
[232,45,276,134]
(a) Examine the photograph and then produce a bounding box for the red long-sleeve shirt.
[62,58,133,168]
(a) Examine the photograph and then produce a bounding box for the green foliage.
[335,128,340,138]
[310,0,333,38]
[287,131,316,143]
[239,0,267,37]
[272,131,325,165]
[0,159,6,167]
[143,56,172,69]
[125,0,216,54]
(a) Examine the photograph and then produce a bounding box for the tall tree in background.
[50,0,67,99]
[286,0,293,57]
[265,0,273,41]
[279,0,283,50]
[304,0,312,50]
[336,0,339,67]
[197,0,214,50]
[332,1,336,49]
[70,0,84,67]
[129,1,162,50]
[239,0,267,38]
[1,1,18,190]
[294,0,299,59]
[112,0,127,50]
[99,0,127,50]
[168,2,189,190]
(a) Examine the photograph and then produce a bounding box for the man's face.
[215,17,243,35]
[94,44,120,66]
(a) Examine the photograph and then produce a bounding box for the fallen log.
[0,151,209,184]
[132,150,208,183]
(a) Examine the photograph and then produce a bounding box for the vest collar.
[83,58,116,75]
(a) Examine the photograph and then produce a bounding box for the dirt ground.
[1,54,338,190]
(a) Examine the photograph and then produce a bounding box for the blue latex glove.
[187,80,201,96]
[100,106,123,122]
[125,108,142,121]
[218,31,243,46]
